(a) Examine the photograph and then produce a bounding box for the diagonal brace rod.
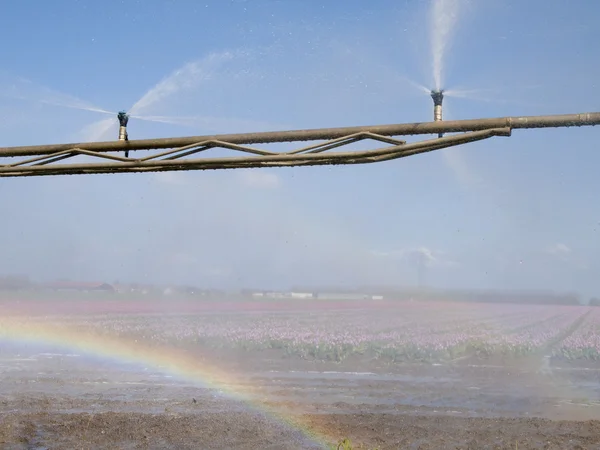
[0,111,596,158]
[0,128,511,177]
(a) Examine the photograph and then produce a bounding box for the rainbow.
[0,316,331,448]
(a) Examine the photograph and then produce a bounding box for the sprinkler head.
[430,90,444,137]
[117,111,129,127]
[430,90,444,107]
[117,111,129,143]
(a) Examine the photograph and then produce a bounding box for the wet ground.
[1,345,600,449]
[2,300,600,448]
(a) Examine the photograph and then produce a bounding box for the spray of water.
[429,0,462,91]
[0,52,246,142]
[79,118,118,142]
[398,75,431,95]
[444,85,545,107]
[426,0,477,191]
[426,0,546,191]
[80,112,273,142]
[79,50,246,141]
[444,88,500,98]
[0,71,113,116]
[128,51,237,117]
[130,115,285,132]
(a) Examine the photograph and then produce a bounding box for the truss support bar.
[0,112,597,158]
[0,128,510,178]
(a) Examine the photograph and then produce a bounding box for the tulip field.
[6,301,600,364]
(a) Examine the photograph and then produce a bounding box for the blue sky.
[0,0,598,296]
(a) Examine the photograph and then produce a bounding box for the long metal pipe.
[0,128,511,177]
[0,112,599,158]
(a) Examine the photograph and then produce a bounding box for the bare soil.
[2,303,600,449]
[2,409,600,449]
[305,413,600,450]
[0,410,321,450]
[2,349,600,449]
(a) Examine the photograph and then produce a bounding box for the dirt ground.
[2,351,600,449]
[0,410,321,450]
[305,413,600,450]
[2,304,600,449]
[2,409,600,449]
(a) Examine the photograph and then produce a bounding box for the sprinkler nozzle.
[117,111,129,142]
[430,90,444,107]
[117,111,129,127]
[117,110,130,156]
[430,90,444,137]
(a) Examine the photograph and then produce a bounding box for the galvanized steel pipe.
[0,112,598,158]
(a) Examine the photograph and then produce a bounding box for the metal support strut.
[0,112,598,178]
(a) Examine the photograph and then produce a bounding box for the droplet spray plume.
[430,89,444,138]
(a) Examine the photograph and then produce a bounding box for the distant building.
[290,292,315,299]
[43,281,115,292]
[242,289,288,298]
[316,292,369,300]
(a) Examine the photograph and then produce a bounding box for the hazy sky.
[0,0,598,295]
